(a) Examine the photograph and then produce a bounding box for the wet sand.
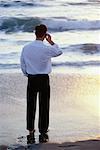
[0,139,100,150]
[0,73,100,149]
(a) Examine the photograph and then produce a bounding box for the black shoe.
[27,133,35,144]
[39,133,49,143]
[39,129,49,134]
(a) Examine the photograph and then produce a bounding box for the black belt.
[28,74,49,78]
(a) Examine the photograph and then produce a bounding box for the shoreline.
[0,139,100,150]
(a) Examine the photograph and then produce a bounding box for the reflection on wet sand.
[0,73,100,144]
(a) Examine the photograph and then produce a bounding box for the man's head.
[35,24,47,40]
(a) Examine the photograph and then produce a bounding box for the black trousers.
[27,74,50,134]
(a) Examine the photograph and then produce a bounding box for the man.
[20,24,62,143]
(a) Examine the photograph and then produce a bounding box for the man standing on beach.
[20,24,62,143]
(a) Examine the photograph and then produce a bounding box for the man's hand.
[46,34,55,45]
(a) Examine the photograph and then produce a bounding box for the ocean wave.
[0,52,18,59]
[0,44,99,65]
[0,45,100,70]
[0,60,100,70]
[0,17,41,33]
[65,44,100,55]
[0,0,100,8]
[64,2,90,6]
[64,1,100,6]
[0,0,46,8]
[52,60,100,67]
[0,17,100,33]
[0,44,99,60]
[43,18,100,31]
[0,63,20,69]
[88,0,100,2]
[79,44,100,54]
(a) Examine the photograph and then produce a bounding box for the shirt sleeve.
[20,49,28,77]
[47,44,63,57]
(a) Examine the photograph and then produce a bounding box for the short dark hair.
[35,24,47,38]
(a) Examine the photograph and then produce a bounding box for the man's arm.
[46,33,55,45]
[46,33,62,57]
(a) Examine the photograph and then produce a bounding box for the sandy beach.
[0,73,100,149]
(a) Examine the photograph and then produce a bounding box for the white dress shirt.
[20,40,62,76]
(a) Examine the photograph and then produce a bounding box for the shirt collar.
[34,40,43,43]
